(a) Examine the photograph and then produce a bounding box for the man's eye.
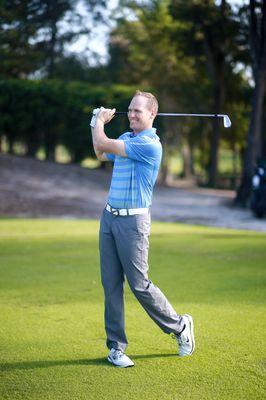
[128,110,141,114]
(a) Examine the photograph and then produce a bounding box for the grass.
[0,219,265,400]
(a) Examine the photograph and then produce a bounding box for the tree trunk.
[202,0,228,187]
[198,132,208,184]
[262,104,266,157]
[181,139,193,178]
[48,23,56,79]
[99,161,113,171]
[232,142,238,178]
[72,149,84,164]
[202,40,225,187]
[44,130,56,161]
[208,80,224,187]
[159,163,169,185]
[235,0,266,205]
[7,133,15,154]
[159,149,170,185]
[47,1,57,79]
[235,69,266,205]
[26,137,39,158]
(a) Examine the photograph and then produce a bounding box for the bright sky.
[67,0,118,64]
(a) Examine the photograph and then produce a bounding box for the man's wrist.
[95,117,105,126]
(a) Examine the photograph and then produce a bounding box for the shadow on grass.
[0,353,177,371]
[0,358,108,371]
[132,353,177,360]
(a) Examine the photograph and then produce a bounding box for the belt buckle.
[110,206,119,216]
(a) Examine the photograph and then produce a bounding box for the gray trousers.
[99,209,184,351]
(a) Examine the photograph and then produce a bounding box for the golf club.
[115,112,231,128]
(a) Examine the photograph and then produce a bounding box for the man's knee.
[101,276,125,293]
[129,279,152,295]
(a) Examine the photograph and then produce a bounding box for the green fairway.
[0,219,265,400]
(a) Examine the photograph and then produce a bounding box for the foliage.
[0,0,265,192]
[0,79,135,161]
[236,0,266,205]
[0,0,43,77]
[109,0,249,182]
[0,0,107,78]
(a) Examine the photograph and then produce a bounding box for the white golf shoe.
[174,314,195,356]
[107,348,134,368]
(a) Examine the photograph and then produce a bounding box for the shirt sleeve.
[125,138,162,164]
[105,153,115,161]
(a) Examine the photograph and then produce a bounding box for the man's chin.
[130,123,138,131]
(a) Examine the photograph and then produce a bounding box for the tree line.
[0,0,265,205]
[0,79,134,161]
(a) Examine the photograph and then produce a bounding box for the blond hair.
[134,90,158,114]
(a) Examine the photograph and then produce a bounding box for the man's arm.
[90,126,108,161]
[92,108,127,157]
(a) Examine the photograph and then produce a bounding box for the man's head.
[128,90,158,134]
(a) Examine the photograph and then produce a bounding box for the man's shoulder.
[118,132,131,140]
[136,131,162,160]
[139,128,160,142]
[140,133,161,147]
[144,134,160,142]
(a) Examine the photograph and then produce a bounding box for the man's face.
[128,95,155,134]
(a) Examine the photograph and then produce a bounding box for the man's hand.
[97,107,116,124]
[91,106,126,158]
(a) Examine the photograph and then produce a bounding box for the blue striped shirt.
[106,128,162,209]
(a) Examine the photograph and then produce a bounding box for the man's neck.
[133,126,153,135]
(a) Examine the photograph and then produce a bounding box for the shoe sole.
[107,356,134,368]
[183,314,195,355]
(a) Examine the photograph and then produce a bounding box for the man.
[90,90,195,368]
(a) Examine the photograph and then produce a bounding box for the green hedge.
[0,79,136,162]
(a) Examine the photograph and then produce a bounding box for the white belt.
[105,204,149,216]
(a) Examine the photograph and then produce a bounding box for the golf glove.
[90,107,101,128]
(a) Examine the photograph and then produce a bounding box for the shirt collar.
[129,128,157,138]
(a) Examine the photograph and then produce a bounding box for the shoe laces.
[171,333,189,345]
[112,349,124,360]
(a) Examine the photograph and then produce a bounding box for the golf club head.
[223,115,231,128]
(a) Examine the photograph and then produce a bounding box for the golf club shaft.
[115,111,231,128]
[116,112,224,117]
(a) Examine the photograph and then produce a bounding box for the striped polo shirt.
[106,128,162,209]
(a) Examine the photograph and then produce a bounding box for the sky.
[67,0,118,64]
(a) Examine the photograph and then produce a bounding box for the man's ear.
[150,111,156,120]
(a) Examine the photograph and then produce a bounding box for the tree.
[110,0,199,182]
[0,0,107,79]
[0,78,134,162]
[169,0,242,187]
[236,0,266,205]
[109,1,248,186]
[35,0,78,79]
[0,0,43,77]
